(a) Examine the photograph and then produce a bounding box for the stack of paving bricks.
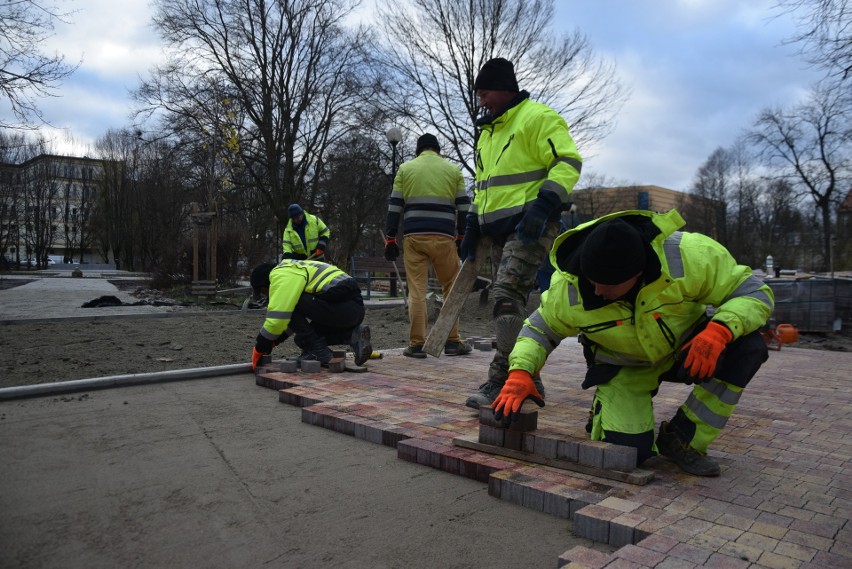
[254,343,852,568]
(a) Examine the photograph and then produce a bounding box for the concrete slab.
[0,374,605,569]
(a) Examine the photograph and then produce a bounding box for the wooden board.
[423,237,491,357]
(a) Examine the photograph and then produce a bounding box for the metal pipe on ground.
[0,363,252,401]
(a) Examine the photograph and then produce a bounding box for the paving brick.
[613,544,666,566]
[557,546,611,569]
[574,504,620,543]
[478,424,504,447]
[602,443,637,471]
[556,438,580,461]
[534,435,558,458]
[577,440,608,468]
[756,550,806,569]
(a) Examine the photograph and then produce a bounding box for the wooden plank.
[423,237,490,357]
[452,435,655,486]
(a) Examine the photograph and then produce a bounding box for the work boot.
[403,345,427,359]
[444,340,472,356]
[656,421,721,477]
[464,379,505,410]
[350,325,372,366]
[465,352,510,409]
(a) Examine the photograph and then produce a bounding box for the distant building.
[568,184,693,227]
[0,154,104,266]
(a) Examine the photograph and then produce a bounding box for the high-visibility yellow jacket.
[385,150,470,238]
[259,259,354,343]
[510,209,774,373]
[282,212,330,257]
[473,92,582,238]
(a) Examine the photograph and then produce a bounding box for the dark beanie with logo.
[580,218,646,285]
[474,58,519,92]
[415,133,440,155]
[288,204,303,217]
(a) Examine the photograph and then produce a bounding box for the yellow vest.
[474,95,582,237]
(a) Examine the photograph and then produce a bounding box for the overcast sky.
[7,0,823,191]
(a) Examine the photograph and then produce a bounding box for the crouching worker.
[249,260,372,370]
[492,210,774,476]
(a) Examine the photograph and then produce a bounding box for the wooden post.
[190,202,218,296]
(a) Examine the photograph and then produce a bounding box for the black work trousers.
[289,289,365,351]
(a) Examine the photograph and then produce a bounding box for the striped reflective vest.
[385,150,470,238]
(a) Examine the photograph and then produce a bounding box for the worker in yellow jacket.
[460,57,582,410]
[493,210,774,476]
[250,260,371,368]
[282,204,330,260]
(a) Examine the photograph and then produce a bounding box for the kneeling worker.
[250,260,372,369]
[493,210,774,476]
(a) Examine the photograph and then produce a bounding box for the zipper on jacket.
[578,316,635,334]
[495,134,514,165]
[653,312,677,348]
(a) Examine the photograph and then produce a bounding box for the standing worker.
[460,57,583,409]
[250,260,372,368]
[282,204,330,261]
[384,133,473,358]
[492,211,774,476]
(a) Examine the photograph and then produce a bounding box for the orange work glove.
[492,369,545,423]
[251,347,265,371]
[680,321,733,381]
[313,248,323,258]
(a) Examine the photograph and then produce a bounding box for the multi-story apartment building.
[0,154,104,267]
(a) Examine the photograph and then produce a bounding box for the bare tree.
[0,0,79,128]
[0,130,29,263]
[20,140,60,266]
[319,132,395,268]
[747,80,852,271]
[778,0,852,80]
[681,147,733,242]
[138,0,381,231]
[375,0,628,175]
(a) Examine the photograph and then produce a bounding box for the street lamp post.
[385,127,402,178]
[384,127,403,297]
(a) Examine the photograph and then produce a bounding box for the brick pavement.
[255,340,851,568]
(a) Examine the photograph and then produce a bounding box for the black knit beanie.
[474,58,519,92]
[250,262,277,299]
[416,133,440,155]
[580,219,646,285]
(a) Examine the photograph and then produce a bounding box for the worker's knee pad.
[492,298,524,319]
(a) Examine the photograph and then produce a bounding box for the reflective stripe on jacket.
[282,212,330,256]
[473,93,582,238]
[260,259,353,341]
[510,209,775,374]
[385,150,470,238]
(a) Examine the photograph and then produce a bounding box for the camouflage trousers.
[487,220,561,378]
